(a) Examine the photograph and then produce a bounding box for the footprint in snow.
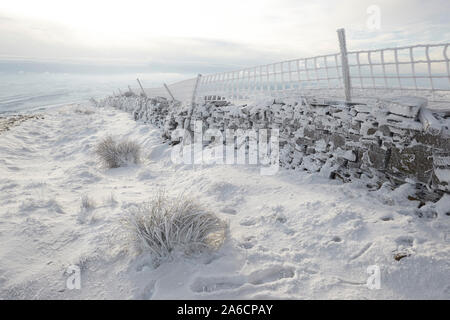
[137,170,153,181]
[208,182,240,202]
[331,236,342,243]
[221,207,237,215]
[239,216,257,226]
[238,236,256,249]
[247,266,295,285]
[190,265,295,293]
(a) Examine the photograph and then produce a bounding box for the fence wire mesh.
[130,39,450,108]
[347,44,450,103]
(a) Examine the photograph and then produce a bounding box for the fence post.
[185,74,202,131]
[136,78,147,97]
[337,28,352,102]
[191,74,202,106]
[163,83,176,101]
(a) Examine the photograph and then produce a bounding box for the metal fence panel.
[127,30,450,107]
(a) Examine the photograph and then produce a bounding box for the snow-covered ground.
[0,103,449,300]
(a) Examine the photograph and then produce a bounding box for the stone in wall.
[384,96,427,119]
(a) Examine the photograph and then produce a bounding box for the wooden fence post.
[185,74,202,131]
[191,74,202,106]
[337,28,352,102]
[136,78,147,97]
[163,83,176,101]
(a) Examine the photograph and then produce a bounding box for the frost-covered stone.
[335,148,357,162]
[384,96,427,118]
[386,114,424,131]
[418,108,443,134]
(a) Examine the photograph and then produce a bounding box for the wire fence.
[142,78,198,103]
[127,29,450,108]
[347,44,450,101]
[197,51,346,102]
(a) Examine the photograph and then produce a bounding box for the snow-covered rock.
[384,96,428,118]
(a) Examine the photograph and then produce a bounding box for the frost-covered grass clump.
[78,194,97,224]
[95,136,141,168]
[80,194,96,210]
[128,193,227,259]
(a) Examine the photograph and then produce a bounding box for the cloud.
[0,0,448,76]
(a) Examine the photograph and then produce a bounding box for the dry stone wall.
[100,94,450,198]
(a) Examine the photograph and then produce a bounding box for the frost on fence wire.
[195,43,450,103]
[132,42,450,105]
[140,78,198,103]
[196,53,346,102]
[166,78,198,103]
[347,44,450,102]
[142,86,169,99]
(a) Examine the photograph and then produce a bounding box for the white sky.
[0,0,449,73]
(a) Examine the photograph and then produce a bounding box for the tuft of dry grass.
[78,194,96,224]
[127,192,227,260]
[95,136,141,168]
[81,194,96,210]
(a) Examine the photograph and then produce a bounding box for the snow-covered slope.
[0,104,449,299]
